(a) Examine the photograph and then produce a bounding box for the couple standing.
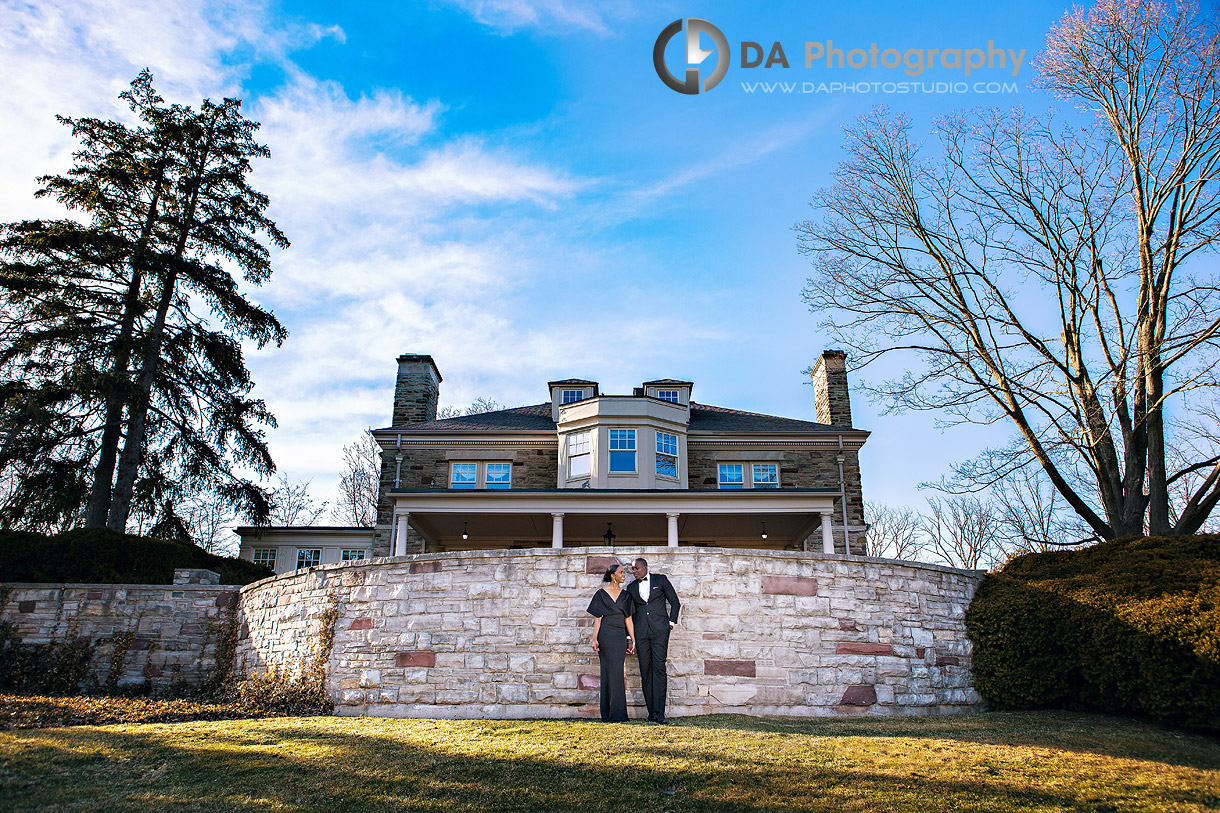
[586,557,681,723]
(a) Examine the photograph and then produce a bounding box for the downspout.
[394,433,402,487]
[837,434,849,555]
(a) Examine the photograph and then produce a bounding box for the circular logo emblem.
[653,18,729,94]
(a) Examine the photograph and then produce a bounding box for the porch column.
[821,511,835,554]
[395,512,411,557]
[666,512,679,547]
[552,513,564,548]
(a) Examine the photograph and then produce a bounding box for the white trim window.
[296,548,322,568]
[609,429,637,473]
[252,548,277,568]
[718,463,744,489]
[656,431,678,478]
[561,389,585,404]
[753,463,779,488]
[486,462,512,489]
[568,432,591,478]
[657,390,680,404]
[341,549,367,562]
[450,462,477,489]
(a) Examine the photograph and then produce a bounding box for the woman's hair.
[602,564,621,583]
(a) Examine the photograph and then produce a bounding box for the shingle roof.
[548,379,598,386]
[378,401,861,433]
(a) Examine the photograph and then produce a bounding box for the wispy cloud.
[437,0,636,34]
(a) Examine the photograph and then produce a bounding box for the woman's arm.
[625,616,636,655]
[591,616,601,652]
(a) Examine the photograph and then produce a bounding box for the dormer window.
[657,390,680,404]
[561,389,585,404]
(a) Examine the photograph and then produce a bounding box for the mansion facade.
[239,352,868,572]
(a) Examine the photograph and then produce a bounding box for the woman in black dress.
[586,563,637,722]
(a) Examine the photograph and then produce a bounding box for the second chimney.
[810,350,852,428]
[392,354,442,425]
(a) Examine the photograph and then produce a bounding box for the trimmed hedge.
[0,527,272,586]
[965,535,1220,733]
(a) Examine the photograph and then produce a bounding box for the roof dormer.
[642,379,693,408]
[548,379,599,422]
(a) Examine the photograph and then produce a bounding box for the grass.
[0,711,1217,811]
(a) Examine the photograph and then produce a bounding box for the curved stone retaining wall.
[235,548,984,719]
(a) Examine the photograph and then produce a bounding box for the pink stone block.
[578,673,600,691]
[702,633,726,640]
[935,655,960,666]
[395,651,436,668]
[349,618,374,630]
[836,642,894,656]
[761,575,818,596]
[840,684,877,706]
[585,555,621,575]
[838,618,857,630]
[704,659,756,677]
[410,561,441,574]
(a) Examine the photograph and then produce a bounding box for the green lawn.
[1,712,1217,812]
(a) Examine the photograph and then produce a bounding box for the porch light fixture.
[603,522,616,547]
[761,522,768,540]
[462,522,469,541]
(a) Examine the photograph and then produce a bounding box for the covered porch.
[388,488,843,554]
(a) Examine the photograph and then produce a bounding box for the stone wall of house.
[686,447,865,554]
[0,570,238,691]
[236,548,983,719]
[375,445,562,556]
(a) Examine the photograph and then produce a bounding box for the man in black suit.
[626,557,680,723]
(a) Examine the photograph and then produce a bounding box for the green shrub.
[0,527,271,585]
[966,535,1220,733]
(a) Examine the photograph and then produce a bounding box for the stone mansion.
[238,352,868,572]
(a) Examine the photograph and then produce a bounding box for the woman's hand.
[627,642,636,655]
[592,637,600,652]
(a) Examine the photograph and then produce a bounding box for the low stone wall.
[236,548,984,719]
[0,571,238,691]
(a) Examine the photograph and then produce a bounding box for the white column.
[821,512,835,554]
[551,513,565,548]
[666,512,679,547]
[395,512,410,557]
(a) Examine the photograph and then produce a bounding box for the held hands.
[627,642,636,655]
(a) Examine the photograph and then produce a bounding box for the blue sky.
[0,0,1077,514]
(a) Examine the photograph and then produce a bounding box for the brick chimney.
[392,354,442,426]
[810,350,852,428]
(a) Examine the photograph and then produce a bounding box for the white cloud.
[438,0,635,34]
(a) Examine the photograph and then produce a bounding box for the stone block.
[761,575,818,596]
[704,659,755,677]
[839,684,877,706]
[530,610,559,626]
[585,555,621,575]
[410,561,442,574]
[349,618,374,631]
[836,642,893,656]
[708,685,757,705]
[395,651,436,668]
[578,673,600,691]
[359,670,382,688]
[935,655,960,666]
[498,684,529,703]
[17,601,35,613]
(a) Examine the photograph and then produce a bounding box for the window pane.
[568,432,590,455]
[297,549,321,568]
[569,453,590,477]
[658,390,680,403]
[609,429,636,450]
[486,462,512,489]
[656,455,677,478]
[562,389,583,404]
[451,463,477,489]
[341,549,366,561]
[253,549,276,568]
[609,450,636,472]
[656,432,677,456]
[753,464,778,488]
[718,464,744,489]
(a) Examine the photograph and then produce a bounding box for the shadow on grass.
[672,711,1220,771]
[2,716,1217,812]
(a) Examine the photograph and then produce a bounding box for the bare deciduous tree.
[798,0,1220,539]
[863,501,923,560]
[922,495,1003,570]
[268,475,328,527]
[332,432,380,527]
[436,398,504,419]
